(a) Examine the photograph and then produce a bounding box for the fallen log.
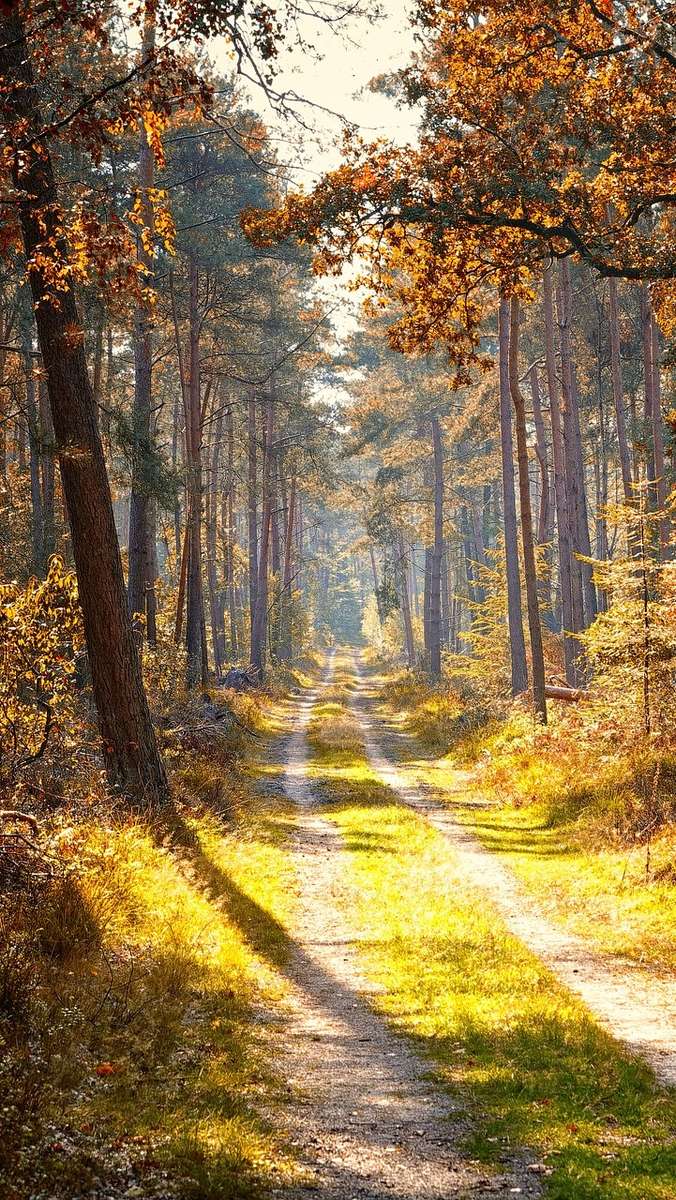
[544,683,586,702]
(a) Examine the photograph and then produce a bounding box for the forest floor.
[287,648,675,1200]
[348,652,676,1086]
[5,649,675,1200]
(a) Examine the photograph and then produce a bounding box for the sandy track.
[350,653,676,1089]
[276,656,541,1199]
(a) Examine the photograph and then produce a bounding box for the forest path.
[275,652,540,1200]
[349,652,676,1089]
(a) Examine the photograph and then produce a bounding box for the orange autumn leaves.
[243,0,675,358]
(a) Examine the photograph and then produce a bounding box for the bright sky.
[264,1,419,180]
[213,2,419,356]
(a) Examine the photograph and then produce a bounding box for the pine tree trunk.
[543,268,578,683]
[509,299,547,722]
[24,331,44,577]
[226,406,239,659]
[397,532,416,668]
[251,394,274,673]
[429,414,444,677]
[608,278,634,504]
[2,10,168,806]
[557,261,596,629]
[498,298,528,695]
[247,391,258,647]
[185,256,206,688]
[279,472,296,660]
[650,305,669,556]
[528,366,553,615]
[207,388,226,676]
[127,9,156,636]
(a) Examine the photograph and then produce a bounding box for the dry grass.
[307,663,676,1200]
[0,685,302,1200]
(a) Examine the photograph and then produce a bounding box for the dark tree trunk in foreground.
[498,298,528,695]
[1,10,168,807]
[509,299,547,723]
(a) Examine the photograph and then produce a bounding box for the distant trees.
[245,0,674,716]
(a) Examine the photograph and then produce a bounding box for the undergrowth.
[0,681,301,1200]
[376,664,676,968]
[307,656,676,1200]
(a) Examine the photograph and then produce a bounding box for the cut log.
[544,684,586,702]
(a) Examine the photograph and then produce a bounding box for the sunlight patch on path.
[277,652,541,1200]
[350,653,676,1089]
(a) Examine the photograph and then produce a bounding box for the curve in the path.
[351,652,676,1090]
[277,653,541,1200]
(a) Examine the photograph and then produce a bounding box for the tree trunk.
[24,331,44,577]
[641,286,656,503]
[2,10,168,806]
[650,305,669,556]
[397,531,416,668]
[225,406,239,659]
[127,9,156,636]
[185,256,206,688]
[608,278,634,504]
[247,391,258,647]
[251,393,274,673]
[557,260,596,629]
[509,299,547,722]
[498,298,528,695]
[279,471,297,660]
[206,388,226,675]
[429,414,444,677]
[543,268,578,683]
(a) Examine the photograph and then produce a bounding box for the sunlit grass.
[307,666,676,1200]
[373,666,676,971]
[3,725,303,1199]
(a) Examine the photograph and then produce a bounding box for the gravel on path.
[275,655,542,1200]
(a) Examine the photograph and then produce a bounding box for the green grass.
[372,666,676,972]
[1,694,304,1200]
[306,655,676,1200]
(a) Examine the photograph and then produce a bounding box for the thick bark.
[429,414,444,677]
[2,11,168,806]
[543,268,578,683]
[509,299,547,722]
[498,298,528,695]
